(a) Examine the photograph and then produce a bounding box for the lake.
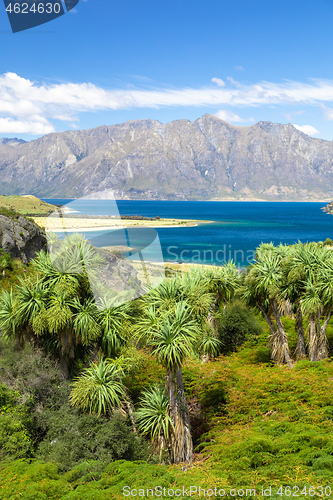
[42,200,333,267]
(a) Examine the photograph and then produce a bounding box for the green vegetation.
[0,236,333,498]
[0,249,12,277]
[216,302,263,354]
[0,194,56,217]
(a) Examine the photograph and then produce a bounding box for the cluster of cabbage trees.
[243,242,333,367]
[1,234,332,465]
[0,235,240,465]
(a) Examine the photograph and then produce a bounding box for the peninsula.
[34,215,213,231]
[0,195,213,231]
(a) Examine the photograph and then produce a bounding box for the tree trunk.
[125,401,138,434]
[207,311,217,334]
[166,368,193,464]
[59,356,70,380]
[176,366,193,463]
[85,345,99,367]
[166,369,180,463]
[295,306,307,360]
[257,302,276,337]
[257,302,279,361]
[317,308,331,361]
[271,299,293,368]
[155,434,167,463]
[308,315,318,362]
[166,370,177,423]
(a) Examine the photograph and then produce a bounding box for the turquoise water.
[43,200,333,267]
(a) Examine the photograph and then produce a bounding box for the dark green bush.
[0,340,63,406]
[37,408,149,471]
[216,303,263,354]
[0,340,149,470]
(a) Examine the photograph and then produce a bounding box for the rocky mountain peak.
[0,138,27,147]
[0,114,332,201]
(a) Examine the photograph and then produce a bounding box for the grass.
[0,195,56,217]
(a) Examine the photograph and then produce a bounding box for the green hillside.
[0,194,56,217]
[0,331,332,499]
[0,238,333,499]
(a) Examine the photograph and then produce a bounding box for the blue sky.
[2,0,333,139]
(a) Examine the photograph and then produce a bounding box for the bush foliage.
[216,303,263,353]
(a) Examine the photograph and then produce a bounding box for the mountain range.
[1,114,333,201]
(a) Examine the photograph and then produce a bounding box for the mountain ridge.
[1,114,333,201]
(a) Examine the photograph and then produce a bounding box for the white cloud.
[0,118,54,135]
[215,109,254,123]
[226,76,240,86]
[235,66,244,71]
[3,72,333,134]
[292,124,321,136]
[211,77,225,87]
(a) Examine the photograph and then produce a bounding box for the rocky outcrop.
[94,248,144,302]
[322,202,333,214]
[2,114,333,201]
[0,214,47,263]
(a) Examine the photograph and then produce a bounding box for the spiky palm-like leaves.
[148,303,198,370]
[0,235,134,378]
[284,243,333,361]
[69,358,127,415]
[177,269,214,320]
[139,301,199,464]
[243,248,293,367]
[143,277,182,312]
[138,269,238,462]
[243,241,333,365]
[136,385,173,460]
[197,323,223,361]
[98,297,131,357]
[143,269,216,322]
[204,262,240,306]
[71,297,101,344]
[0,289,17,340]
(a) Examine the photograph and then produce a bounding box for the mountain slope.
[1,114,333,200]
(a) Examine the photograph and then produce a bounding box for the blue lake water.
[42,200,333,267]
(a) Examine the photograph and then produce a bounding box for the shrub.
[37,408,149,471]
[0,249,13,274]
[0,383,32,460]
[216,303,263,354]
[0,339,63,405]
[0,207,20,220]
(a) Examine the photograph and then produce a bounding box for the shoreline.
[34,217,214,231]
